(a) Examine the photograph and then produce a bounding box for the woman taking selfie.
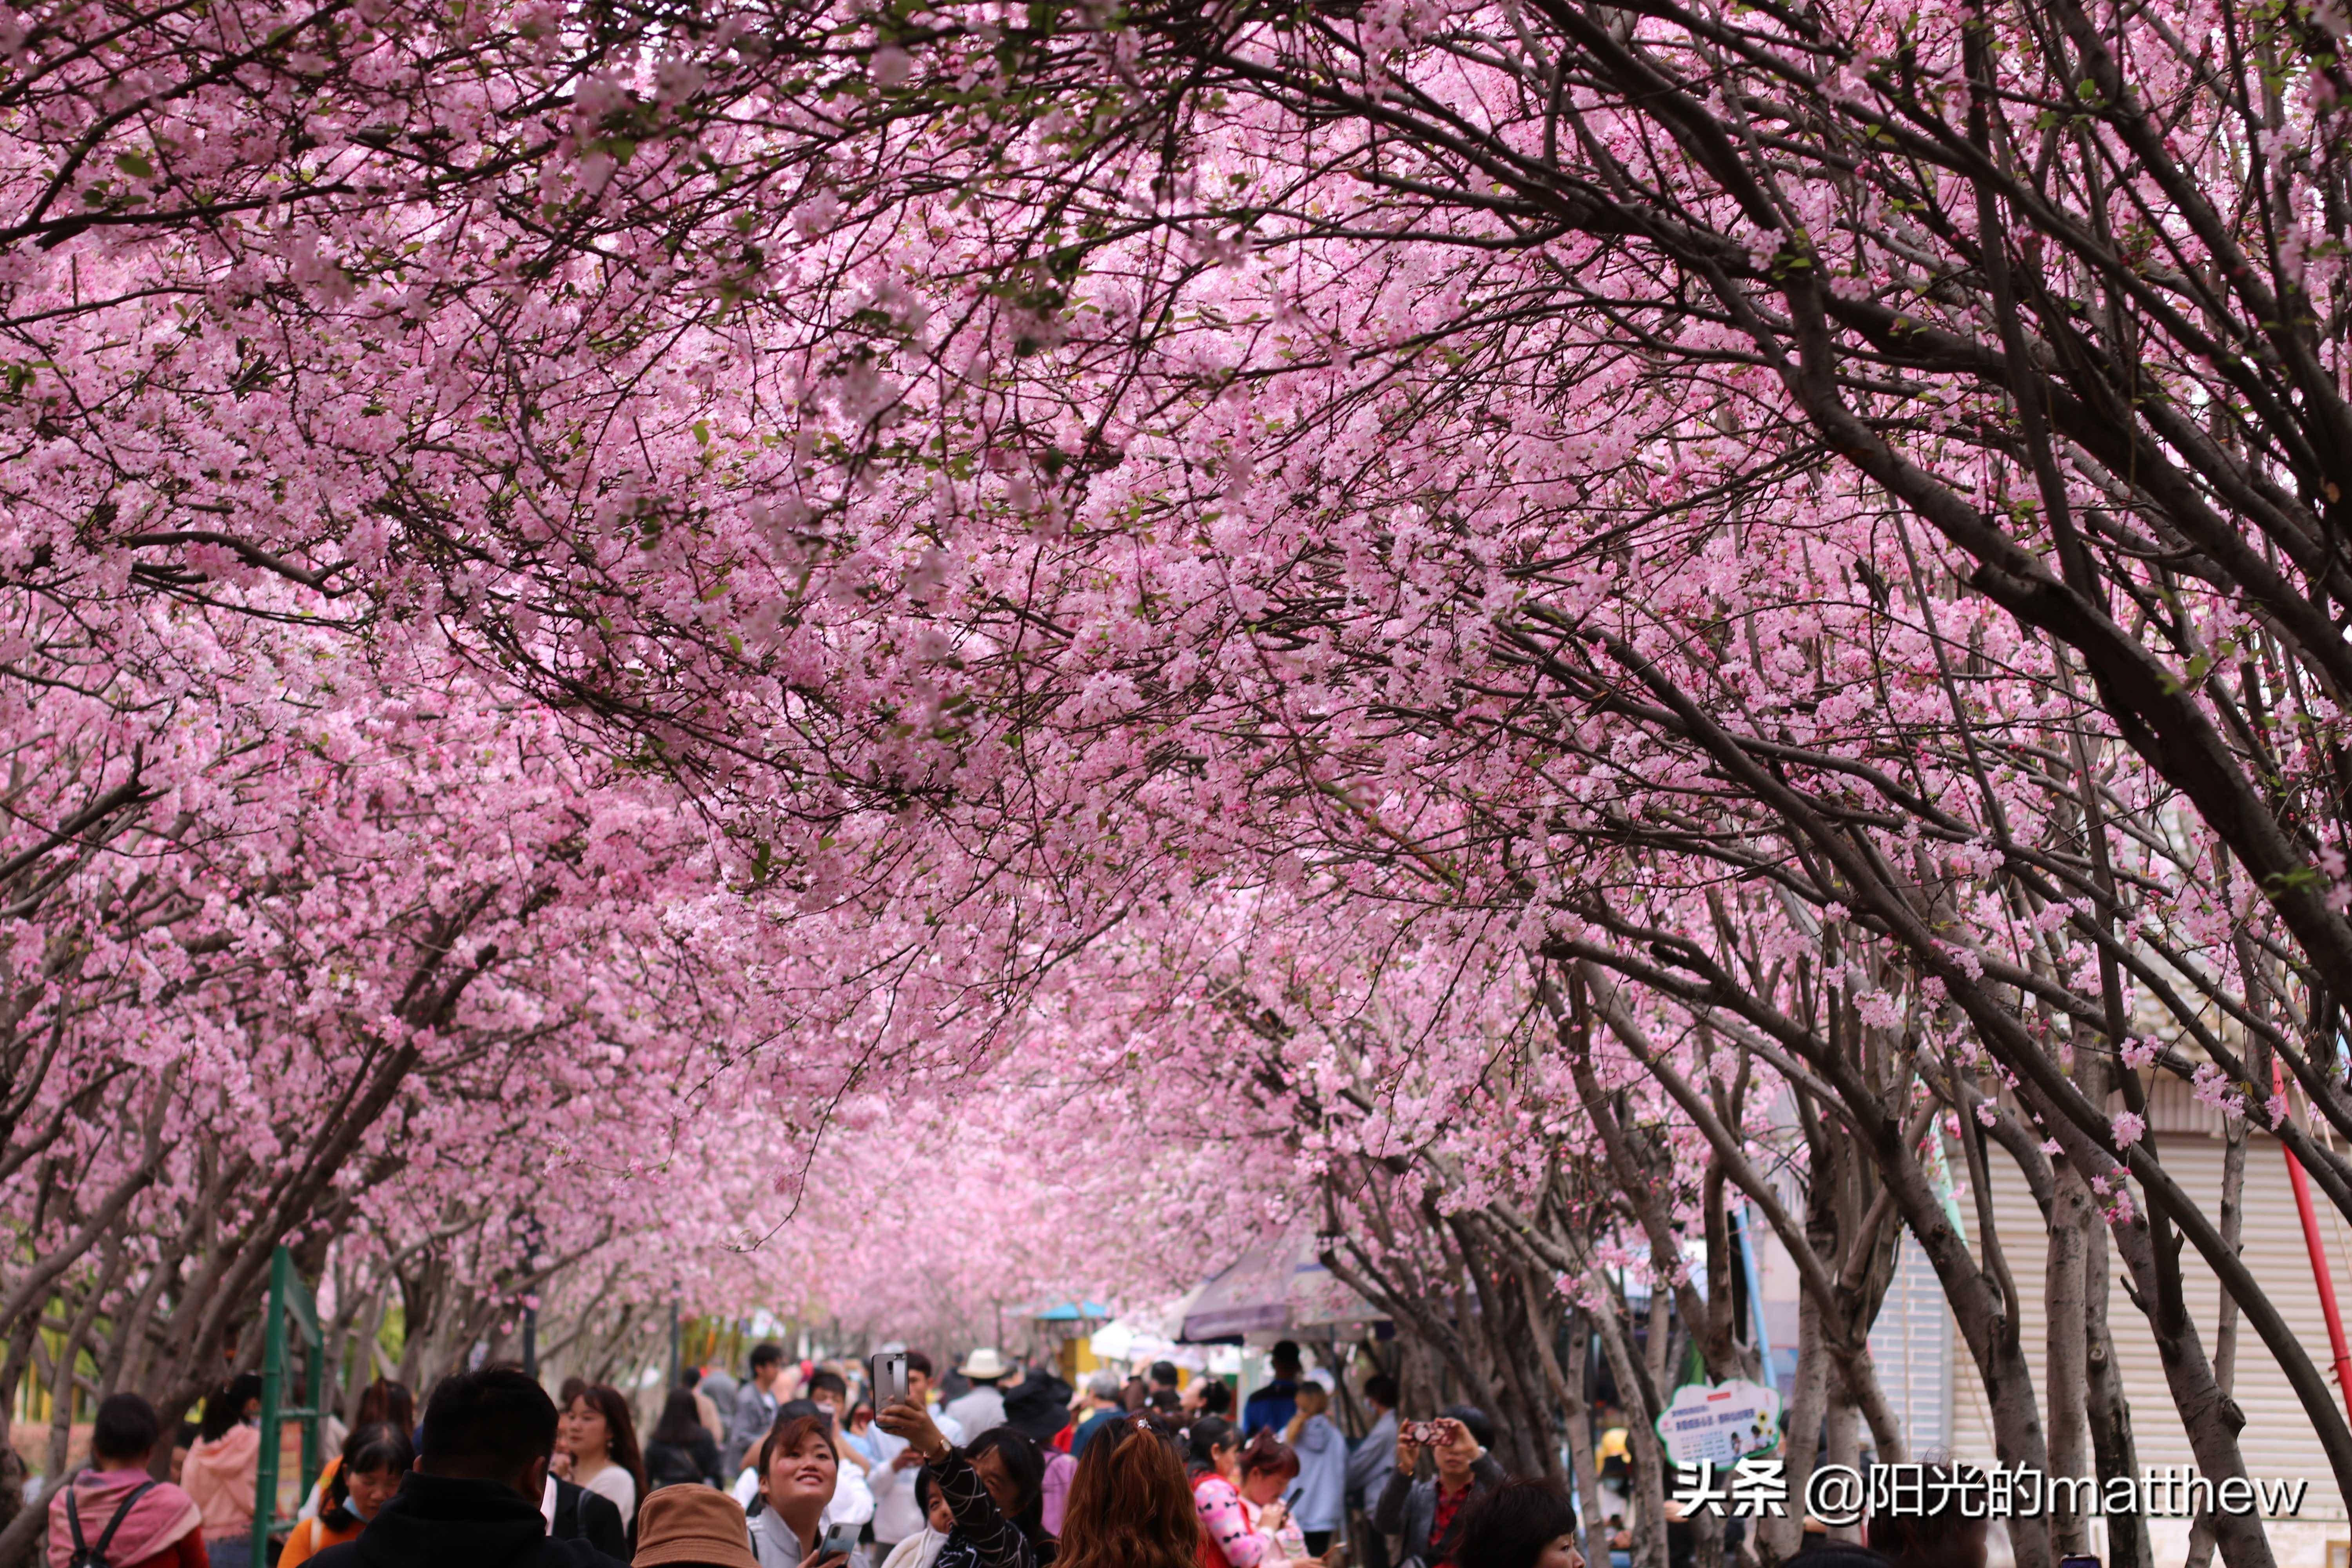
[748,1414,851,1568]
[874,1393,1051,1568]
[563,1385,650,1532]
[280,1425,416,1568]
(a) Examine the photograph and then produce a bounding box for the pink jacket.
[1192,1474,1265,1568]
[47,1469,205,1568]
[1040,1452,1076,1537]
[181,1427,260,1543]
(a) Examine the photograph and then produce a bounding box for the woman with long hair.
[563,1384,650,1531]
[746,1413,843,1568]
[183,1374,264,1549]
[355,1379,417,1434]
[279,1424,416,1568]
[1182,1419,1261,1568]
[646,1388,725,1489]
[961,1430,1050,1564]
[1053,1420,1196,1568]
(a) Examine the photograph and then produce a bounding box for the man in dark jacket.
[1372,1405,1505,1568]
[724,1344,789,1475]
[1242,1342,1305,1436]
[310,1365,626,1568]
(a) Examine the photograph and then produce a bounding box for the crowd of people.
[38,1339,1984,1568]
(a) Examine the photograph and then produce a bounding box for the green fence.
[253,1246,323,1568]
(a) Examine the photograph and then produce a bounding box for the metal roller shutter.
[1947,1130,2351,1526]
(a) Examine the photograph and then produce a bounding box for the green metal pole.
[255,1248,289,1568]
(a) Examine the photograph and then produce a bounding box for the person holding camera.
[1371,1409,1502,1568]
[873,1394,1049,1568]
[868,1355,967,1564]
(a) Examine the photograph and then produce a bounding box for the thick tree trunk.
[0,1485,48,1568]
[2084,1227,2150,1568]
[1590,1279,1669,1568]
[1828,1340,1905,1466]
[2045,1165,2092,1555]
[1762,1290,1829,1567]
[1514,1262,1576,1485]
[1821,1387,1859,1543]
[2024,1084,2278,1568]
[1452,1215,1552,1479]
[1554,1303,1611,1563]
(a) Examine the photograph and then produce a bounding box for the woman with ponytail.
[1182,1419,1256,1568]
[1054,1421,1197,1568]
[279,1425,415,1568]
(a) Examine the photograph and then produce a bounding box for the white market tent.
[1178,1235,1386,1343]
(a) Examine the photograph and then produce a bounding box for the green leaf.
[116,151,155,179]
